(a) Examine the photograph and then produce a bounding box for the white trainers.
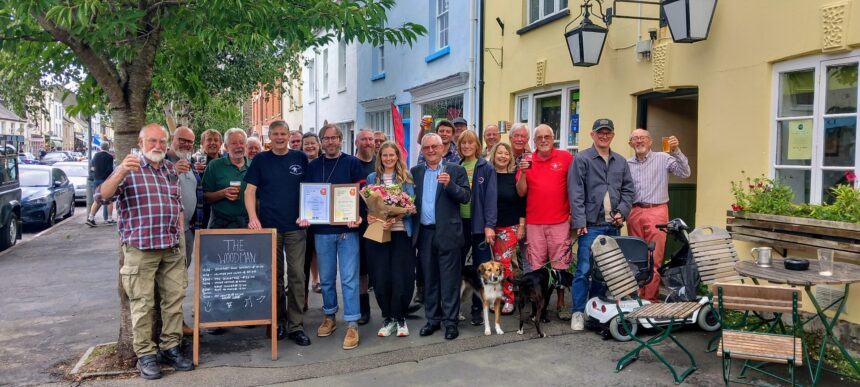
[396,319,409,337]
[571,312,585,331]
[377,319,397,337]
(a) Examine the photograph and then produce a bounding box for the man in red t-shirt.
[516,124,573,319]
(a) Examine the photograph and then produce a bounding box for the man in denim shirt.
[567,118,635,331]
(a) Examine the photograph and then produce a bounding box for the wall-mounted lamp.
[565,0,717,67]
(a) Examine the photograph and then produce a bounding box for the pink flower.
[846,170,857,183]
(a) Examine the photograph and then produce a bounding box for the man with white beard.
[166,126,200,266]
[96,123,193,379]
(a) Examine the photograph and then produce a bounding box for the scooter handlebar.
[655,223,669,230]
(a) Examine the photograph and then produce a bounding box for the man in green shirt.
[203,128,250,229]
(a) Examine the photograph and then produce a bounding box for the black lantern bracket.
[564,0,610,32]
[603,0,662,25]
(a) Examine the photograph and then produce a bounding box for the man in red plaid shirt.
[97,123,194,380]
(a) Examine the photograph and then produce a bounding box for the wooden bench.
[591,235,698,384]
[714,283,804,386]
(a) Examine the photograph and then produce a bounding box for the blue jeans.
[572,225,620,313]
[315,232,361,322]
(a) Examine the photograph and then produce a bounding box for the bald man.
[626,129,690,302]
[97,124,194,379]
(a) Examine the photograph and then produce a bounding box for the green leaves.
[0,0,427,132]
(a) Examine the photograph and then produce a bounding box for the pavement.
[0,211,856,386]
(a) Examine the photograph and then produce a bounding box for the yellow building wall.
[483,0,860,321]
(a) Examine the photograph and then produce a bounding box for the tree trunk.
[111,106,147,363]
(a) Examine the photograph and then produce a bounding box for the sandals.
[501,303,515,315]
[312,283,322,294]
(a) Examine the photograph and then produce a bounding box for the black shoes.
[158,346,194,371]
[276,325,288,341]
[137,354,161,380]
[288,330,311,346]
[444,325,459,340]
[413,285,424,304]
[205,327,227,335]
[470,315,484,326]
[419,323,440,336]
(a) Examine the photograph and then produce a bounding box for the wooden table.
[734,258,860,385]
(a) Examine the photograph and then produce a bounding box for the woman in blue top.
[457,130,498,325]
[365,142,416,337]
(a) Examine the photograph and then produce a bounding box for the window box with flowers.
[727,173,860,264]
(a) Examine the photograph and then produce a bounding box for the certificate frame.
[299,183,331,224]
[330,184,360,225]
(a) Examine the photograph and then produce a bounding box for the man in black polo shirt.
[86,142,115,226]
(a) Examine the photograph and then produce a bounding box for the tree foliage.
[0,0,424,362]
[0,0,425,141]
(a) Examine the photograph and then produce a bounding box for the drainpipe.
[476,0,485,137]
[468,0,477,129]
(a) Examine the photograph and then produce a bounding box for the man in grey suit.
[411,132,471,340]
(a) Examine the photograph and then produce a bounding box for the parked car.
[40,152,73,166]
[53,161,89,203]
[0,135,24,251]
[18,153,38,165]
[19,165,75,227]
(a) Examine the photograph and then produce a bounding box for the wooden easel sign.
[193,228,277,365]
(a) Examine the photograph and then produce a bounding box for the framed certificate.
[331,184,360,225]
[299,183,331,224]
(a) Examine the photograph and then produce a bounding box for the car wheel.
[0,213,18,251]
[46,205,56,227]
[64,198,75,218]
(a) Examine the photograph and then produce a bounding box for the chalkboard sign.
[193,228,277,364]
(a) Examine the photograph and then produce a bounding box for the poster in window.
[787,119,812,160]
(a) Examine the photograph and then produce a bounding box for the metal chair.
[715,283,804,386]
[591,235,699,384]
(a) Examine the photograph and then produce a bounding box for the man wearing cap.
[627,129,690,302]
[568,118,635,331]
[452,117,468,142]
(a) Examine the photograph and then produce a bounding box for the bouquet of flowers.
[361,183,416,242]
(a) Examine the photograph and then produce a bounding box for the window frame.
[436,0,449,50]
[322,48,329,99]
[307,58,316,103]
[514,83,581,154]
[337,40,347,92]
[366,110,393,139]
[771,51,860,204]
[527,0,569,25]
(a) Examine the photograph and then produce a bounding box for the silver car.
[54,161,89,203]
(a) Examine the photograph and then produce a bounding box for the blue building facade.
[356,0,481,165]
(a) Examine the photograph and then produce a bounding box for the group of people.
[98,116,689,380]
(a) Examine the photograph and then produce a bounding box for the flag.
[391,104,408,160]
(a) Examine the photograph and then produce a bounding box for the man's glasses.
[534,135,554,142]
[629,136,650,142]
[176,138,194,145]
[421,144,442,151]
[321,136,340,142]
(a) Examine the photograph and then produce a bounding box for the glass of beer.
[422,115,434,130]
[662,137,671,152]
[228,181,241,200]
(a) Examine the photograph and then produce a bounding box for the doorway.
[636,88,699,261]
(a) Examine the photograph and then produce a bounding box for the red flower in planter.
[731,204,744,212]
[846,170,857,183]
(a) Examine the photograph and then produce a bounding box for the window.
[372,45,385,76]
[773,53,859,204]
[515,85,581,154]
[528,0,569,24]
[436,0,449,49]
[322,49,329,98]
[338,40,347,91]
[421,95,464,127]
[366,110,393,138]
[307,59,316,101]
